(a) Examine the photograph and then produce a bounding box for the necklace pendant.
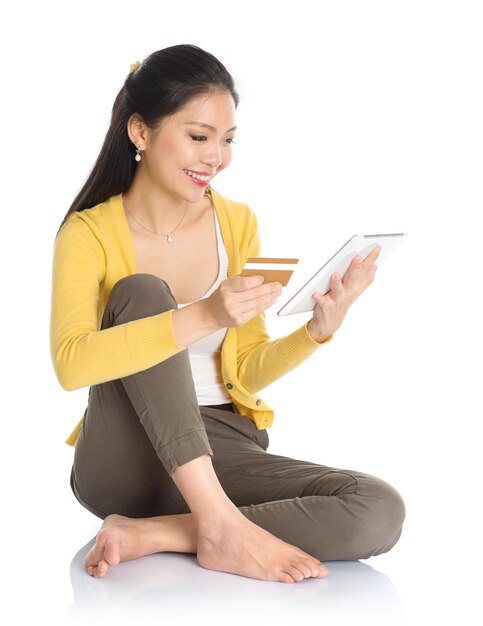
[166,234,173,243]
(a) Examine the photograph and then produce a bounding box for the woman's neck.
[122,175,203,233]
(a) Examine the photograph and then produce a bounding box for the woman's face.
[143,90,237,202]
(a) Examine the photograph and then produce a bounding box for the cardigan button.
[256,399,261,406]
[226,383,233,389]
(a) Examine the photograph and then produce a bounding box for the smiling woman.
[56,46,240,233]
[50,44,405,587]
[121,90,237,219]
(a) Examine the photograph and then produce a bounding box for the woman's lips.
[184,169,210,187]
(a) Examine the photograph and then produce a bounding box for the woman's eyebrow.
[184,121,237,133]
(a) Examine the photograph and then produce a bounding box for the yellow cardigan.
[49,188,331,445]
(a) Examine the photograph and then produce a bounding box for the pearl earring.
[134,145,143,162]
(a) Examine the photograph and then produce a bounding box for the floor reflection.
[69,537,404,625]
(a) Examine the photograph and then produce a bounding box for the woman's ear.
[127,113,149,147]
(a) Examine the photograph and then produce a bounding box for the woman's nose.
[203,143,222,168]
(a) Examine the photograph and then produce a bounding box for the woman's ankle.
[194,503,248,540]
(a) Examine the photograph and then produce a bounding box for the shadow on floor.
[68,537,404,625]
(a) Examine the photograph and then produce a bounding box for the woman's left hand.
[307,245,381,343]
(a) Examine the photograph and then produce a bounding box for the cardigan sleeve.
[236,207,332,394]
[49,213,186,391]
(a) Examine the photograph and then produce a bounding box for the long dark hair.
[56,44,239,235]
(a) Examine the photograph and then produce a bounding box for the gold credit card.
[241,257,299,286]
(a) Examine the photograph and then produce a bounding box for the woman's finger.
[352,263,378,301]
[345,246,380,290]
[361,245,381,270]
[343,255,363,287]
[367,263,378,284]
[331,271,344,297]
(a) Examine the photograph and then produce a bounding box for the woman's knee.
[356,474,406,558]
[102,273,178,328]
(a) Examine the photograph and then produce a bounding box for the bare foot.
[84,513,196,578]
[197,511,329,583]
[84,510,330,583]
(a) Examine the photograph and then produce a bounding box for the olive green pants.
[71,274,405,561]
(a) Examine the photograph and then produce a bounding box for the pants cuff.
[158,428,214,478]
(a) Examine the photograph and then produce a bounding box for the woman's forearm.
[171,299,222,347]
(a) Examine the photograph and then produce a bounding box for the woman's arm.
[49,215,188,391]
[235,231,380,395]
[236,309,332,394]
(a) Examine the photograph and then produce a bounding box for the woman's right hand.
[206,275,283,328]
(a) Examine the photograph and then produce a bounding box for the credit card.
[241,257,299,286]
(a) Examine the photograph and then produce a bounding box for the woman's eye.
[191,135,207,142]
[226,138,236,145]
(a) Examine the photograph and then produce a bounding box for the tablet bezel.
[277,233,407,316]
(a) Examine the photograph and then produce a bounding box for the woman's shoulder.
[57,194,121,239]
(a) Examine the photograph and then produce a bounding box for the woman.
[50,44,405,584]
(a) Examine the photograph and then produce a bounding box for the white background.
[2,1,482,624]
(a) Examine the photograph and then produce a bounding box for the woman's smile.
[184,169,212,186]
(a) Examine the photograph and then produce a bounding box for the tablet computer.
[277,233,407,316]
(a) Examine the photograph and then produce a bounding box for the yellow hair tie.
[130,60,141,73]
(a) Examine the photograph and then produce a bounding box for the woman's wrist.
[306,320,332,344]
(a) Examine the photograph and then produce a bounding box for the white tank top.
[177,199,232,406]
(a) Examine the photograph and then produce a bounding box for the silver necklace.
[123,199,189,243]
